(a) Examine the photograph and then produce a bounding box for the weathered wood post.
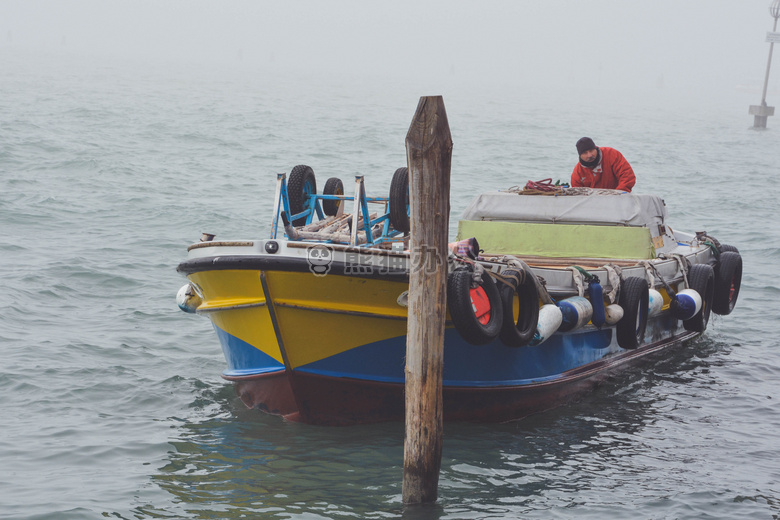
[402,96,452,504]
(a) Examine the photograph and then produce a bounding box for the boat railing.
[270,173,405,248]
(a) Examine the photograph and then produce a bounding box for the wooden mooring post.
[402,96,452,505]
[750,0,780,128]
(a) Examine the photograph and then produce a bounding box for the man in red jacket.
[571,137,636,192]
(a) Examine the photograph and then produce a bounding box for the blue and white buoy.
[557,296,593,332]
[670,288,702,320]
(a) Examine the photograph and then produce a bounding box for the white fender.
[530,304,563,346]
[605,304,624,325]
[648,288,664,317]
[177,284,202,313]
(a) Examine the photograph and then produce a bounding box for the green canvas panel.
[457,220,655,259]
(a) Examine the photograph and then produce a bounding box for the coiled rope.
[521,178,569,195]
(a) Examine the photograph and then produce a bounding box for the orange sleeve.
[611,151,636,192]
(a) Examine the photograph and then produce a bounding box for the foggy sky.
[2,0,778,100]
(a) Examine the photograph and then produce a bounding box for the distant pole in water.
[750,0,780,128]
[402,96,452,505]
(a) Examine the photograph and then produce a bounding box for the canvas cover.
[460,190,668,228]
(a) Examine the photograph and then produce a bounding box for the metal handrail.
[269,174,404,247]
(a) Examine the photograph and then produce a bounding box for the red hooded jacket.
[571,147,636,192]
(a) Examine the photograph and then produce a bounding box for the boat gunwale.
[177,246,708,299]
[177,254,411,280]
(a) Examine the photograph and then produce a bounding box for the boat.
[176,166,743,426]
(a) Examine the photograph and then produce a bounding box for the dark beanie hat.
[576,137,597,155]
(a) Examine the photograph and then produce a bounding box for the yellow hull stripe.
[188,270,283,363]
[188,268,413,369]
[265,271,409,368]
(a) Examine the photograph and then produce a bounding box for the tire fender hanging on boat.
[447,267,504,345]
[497,268,540,347]
[712,251,742,316]
[683,264,715,333]
[616,276,650,350]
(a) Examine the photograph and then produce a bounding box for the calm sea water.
[2,50,779,520]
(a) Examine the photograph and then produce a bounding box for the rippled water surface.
[2,51,779,519]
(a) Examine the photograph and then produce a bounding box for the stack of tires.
[446,244,743,350]
[447,267,539,347]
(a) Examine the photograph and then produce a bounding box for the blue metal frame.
[270,174,406,246]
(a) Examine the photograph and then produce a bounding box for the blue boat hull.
[220,315,695,425]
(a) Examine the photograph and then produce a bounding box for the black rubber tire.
[498,269,540,347]
[389,167,410,233]
[712,252,742,316]
[288,165,317,226]
[719,244,739,254]
[616,276,649,350]
[683,264,715,333]
[322,177,344,217]
[447,268,503,345]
